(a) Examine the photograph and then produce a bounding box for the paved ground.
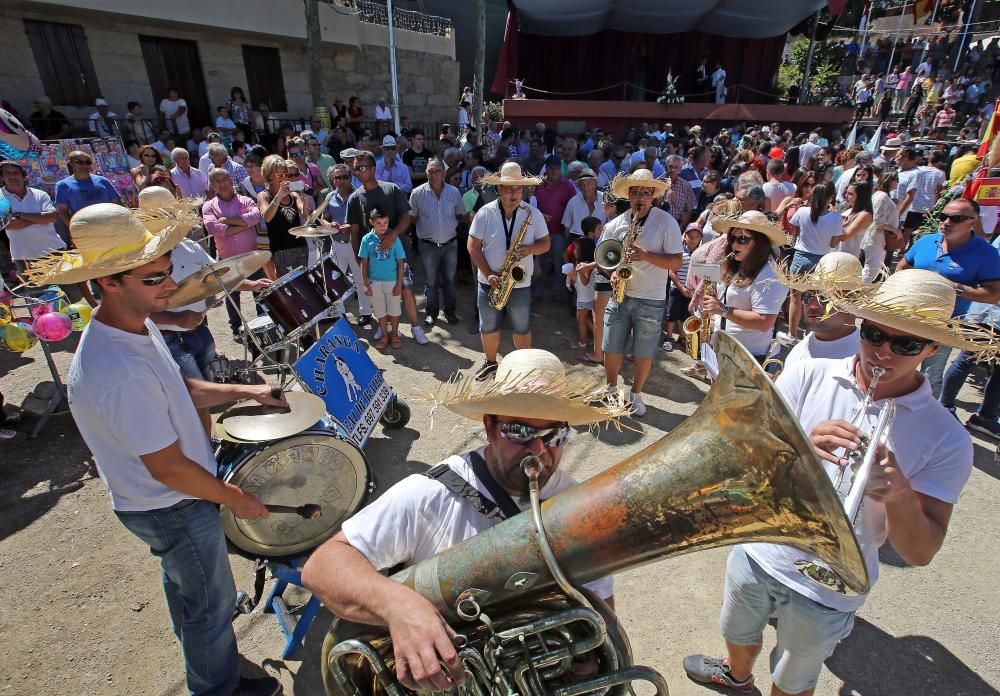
[1,270,998,695]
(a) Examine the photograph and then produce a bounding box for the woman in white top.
[862,171,903,283]
[702,211,789,361]
[786,182,841,340]
[835,180,873,258]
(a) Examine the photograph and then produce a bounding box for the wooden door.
[139,36,211,133]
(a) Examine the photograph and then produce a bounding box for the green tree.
[777,37,846,101]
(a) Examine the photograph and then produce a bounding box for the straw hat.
[829,269,1000,354]
[432,349,629,426]
[771,251,864,293]
[610,168,670,199]
[479,161,542,188]
[880,137,903,153]
[138,186,178,209]
[21,203,198,286]
[711,210,791,248]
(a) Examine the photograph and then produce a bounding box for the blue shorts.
[576,299,595,311]
[789,250,824,275]
[477,283,532,335]
[601,296,666,360]
[720,547,856,694]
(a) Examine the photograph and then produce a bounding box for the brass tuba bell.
[321,331,869,695]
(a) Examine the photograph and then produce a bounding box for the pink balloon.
[30,302,53,320]
[32,311,72,342]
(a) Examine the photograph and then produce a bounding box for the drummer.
[21,203,285,696]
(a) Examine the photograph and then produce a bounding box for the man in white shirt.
[685,269,988,696]
[374,98,392,123]
[712,63,728,104]
[763,158,794,213]
[0,160,67,277]
[302,348,622,693]
[159,87,190,139]
[561,168,604,237]
[88,98,119,138]
[599,169,683,416]
[169,148,209,199]
[798,133,821,169]
[895,147,934,239]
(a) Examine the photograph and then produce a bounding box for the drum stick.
[264,503,322,518]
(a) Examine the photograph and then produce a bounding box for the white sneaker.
[373,326,384,341]
[662,340,673,352]
[410,326,429,345]
[630,393,647,417]
[776,331,798,345]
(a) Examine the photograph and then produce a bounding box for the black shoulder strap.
[423,461,506,522]
[468,450,522,519]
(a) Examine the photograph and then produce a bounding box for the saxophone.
[488,205,532,310]
[683,280,717,360]
[609,213,642,303]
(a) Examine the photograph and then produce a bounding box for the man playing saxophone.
[466,162,550,381]
[302,349,625,692]
[598,169,683,416]
[684,269,997,696]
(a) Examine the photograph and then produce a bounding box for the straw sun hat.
[829,268,1000,355]
[712,210,791,248]
[480,161,542,188]
[432,349,629,426]
[772,251,865,293]
[21,201,199,286]
[609,168,671,200]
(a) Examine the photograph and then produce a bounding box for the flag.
[912,0,934,22]
[977,97,1000,159]
[866,123,884,154]
[844,122,858,149]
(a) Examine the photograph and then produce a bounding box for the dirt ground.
[1,273,998,696]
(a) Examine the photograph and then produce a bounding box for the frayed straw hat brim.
[609,171,670,200]
[480,172,542,187]
[770,258,867,293]
[712,214,791,247]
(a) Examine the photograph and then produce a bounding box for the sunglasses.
[498,421,571,448]
[802,291,828,305]
[124,264,174,286]
[333,175,351,180]
[72,159,93,166]
[859,323,934,356]
[287,150,304,157]
[938,212,974,223]
[729,234,754,245]
[354,165,372,172]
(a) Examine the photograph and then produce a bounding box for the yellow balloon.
[67,302,93,331]
[2,322,37,352]
[0,303,11,327]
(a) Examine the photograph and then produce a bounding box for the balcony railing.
[322,0,454,37]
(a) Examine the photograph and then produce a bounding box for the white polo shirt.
[598,207,683,301]
[561,191,605,236]
[154,239,215,332]
[469,200,549,289]
[784,328,860,370]
[1,186,65,261]
[743,356,973,612]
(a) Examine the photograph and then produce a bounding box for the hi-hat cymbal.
[218,391,327,442]
[290,224,337,238]
[167,250,271,309]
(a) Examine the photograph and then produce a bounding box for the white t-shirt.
[154,240,215,332]
[1,186,64,260]
[574,267,597,302]
[561,191,605,236]
[763,180,794,212]
[744,357,973,612]
[469,200,549,289]
[67,318,217,511]
[784,328,860,370]
[597,207,683,301]
[791,208,841,255]
[159,97,190,134]
[894,166,920,214]
[341,448,614,600]
[713,264,788,357]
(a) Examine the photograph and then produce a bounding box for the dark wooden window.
[23,20,101,107]
[242,45,288,112]
[138,36,211,133]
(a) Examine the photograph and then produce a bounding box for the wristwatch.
[722,304,732,316]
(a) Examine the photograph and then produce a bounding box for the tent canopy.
[509,0,828,39]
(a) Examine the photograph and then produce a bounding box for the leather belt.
[419,238,457,247]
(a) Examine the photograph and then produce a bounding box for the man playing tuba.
[302,349,627,692]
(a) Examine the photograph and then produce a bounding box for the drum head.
[220,431,371,558]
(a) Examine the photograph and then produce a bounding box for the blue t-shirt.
[904,232,1000,315]
[359,231,405,282]
[54,175,121,215]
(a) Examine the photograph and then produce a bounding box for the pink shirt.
[201,194,261,258]
[533,178,576,235]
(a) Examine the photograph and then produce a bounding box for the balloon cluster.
[0,287,92,352]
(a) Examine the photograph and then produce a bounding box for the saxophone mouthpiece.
[521,456,543,481]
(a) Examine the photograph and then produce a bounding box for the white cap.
[381,135,396,148]
[95,98,108,107]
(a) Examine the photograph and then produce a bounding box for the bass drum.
[218,429,373,558]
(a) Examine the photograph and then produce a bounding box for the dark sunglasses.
[332,175,351,180]
[859,323,934,356]
[354,165,372,172]
[938,212,974,224]
[124,264,174,286]
[498,421,571,448]
[729,234,754,245]
[802,291,828,305]
[72,159,93,165]
[287,150,304,157]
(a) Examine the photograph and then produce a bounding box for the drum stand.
[261,557,321,659]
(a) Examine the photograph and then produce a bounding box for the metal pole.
[886,1,908,71]
[918,0,942,64]
[473,0,485,135]
[387,0,401,134]
[799,10,821,105]
[954,0,980,73]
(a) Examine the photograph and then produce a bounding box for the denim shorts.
[602,296,666,359]
[576,299,595,311]
[789,250,825,275]
[720,547,856,694]
[477,283,532,335]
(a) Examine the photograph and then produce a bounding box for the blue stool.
[262,558,322,659]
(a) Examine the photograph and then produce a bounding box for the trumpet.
[794,365,895,595]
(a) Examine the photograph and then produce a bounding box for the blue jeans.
[602,296,667,359]
[163,324,218,381]
[921,347,951,400]
[419,238,457,318]
[477,283,532,334]
[116,499,239,696]
[941,349,1000,419]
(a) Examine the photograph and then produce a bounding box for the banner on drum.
[294,318,393,448]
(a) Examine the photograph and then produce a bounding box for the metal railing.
[322,0,454,37]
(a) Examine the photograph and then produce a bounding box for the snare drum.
[307,254,354,304]
[217,429,372,558]
[239,315,284,353]
[256,266,334,341]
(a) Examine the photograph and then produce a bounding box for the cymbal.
[290,224,337,238]
[167,250,271,309]
[218,391,327,442]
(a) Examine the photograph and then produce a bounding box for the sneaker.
[474,360,498,381]
[662,340,673,352]
[966,413,1000,439]
[682,655,755,694]
[445,313,460,325]
[776,331,798,345]
[630,393,647,417]
[0,428,26,446]
[411,326,429,345]
[423,315,436,327]
[358,314,373,328]
[373,326,384,341]
[232,674,282,696]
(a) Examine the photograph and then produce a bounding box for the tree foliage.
[777,37,846,100]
